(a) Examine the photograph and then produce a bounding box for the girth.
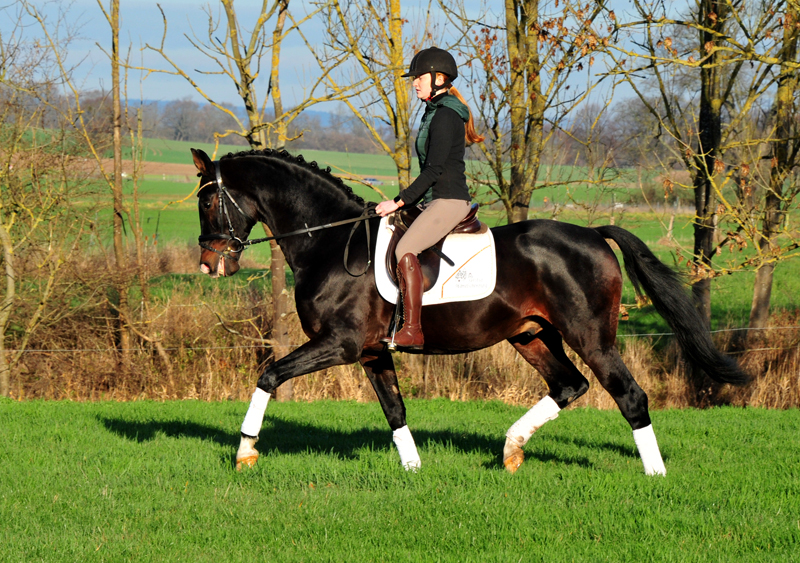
[386,203,482,291]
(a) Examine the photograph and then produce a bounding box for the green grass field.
[129,138,415,180]
[1,399,798,562]
[128,138,649,209]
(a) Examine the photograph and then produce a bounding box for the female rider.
[375,47,483,350]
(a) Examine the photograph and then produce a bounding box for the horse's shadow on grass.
[548,434,644,461]
[99,416,612,470]
[100,416,233,448]
[549,434,671,464]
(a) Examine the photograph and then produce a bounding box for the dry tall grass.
[7,245,800,409]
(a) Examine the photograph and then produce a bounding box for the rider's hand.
[376,198,402,217]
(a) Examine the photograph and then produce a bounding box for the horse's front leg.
[236,334,361,470]
[360,351,421,471]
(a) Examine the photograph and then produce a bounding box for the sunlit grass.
[1,399,798,562]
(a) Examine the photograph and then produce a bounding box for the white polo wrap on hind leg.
[506,395,561,448]
[392,425,421,471]
[633,424,666,476]
[241,388,271,437]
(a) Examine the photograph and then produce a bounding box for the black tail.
[595,225,750,385]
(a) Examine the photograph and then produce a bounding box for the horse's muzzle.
[199,241,242,277]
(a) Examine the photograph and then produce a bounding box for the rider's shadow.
[99,415,598,470]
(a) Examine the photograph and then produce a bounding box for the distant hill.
[135,98,388,154]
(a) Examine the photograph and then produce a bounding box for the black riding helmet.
[402,47,458,95]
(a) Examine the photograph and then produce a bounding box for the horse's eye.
[203,201,212,210]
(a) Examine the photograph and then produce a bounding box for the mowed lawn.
[1,398,798,562]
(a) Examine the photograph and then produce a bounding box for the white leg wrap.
[505,396,561,448]
[241,388,271,437]
[392,425,421,471]
[633,424,666,476]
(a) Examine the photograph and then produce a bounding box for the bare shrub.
[7,243,800,409]
[726,311,800,409]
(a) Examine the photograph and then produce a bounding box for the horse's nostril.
[200,263,211,275]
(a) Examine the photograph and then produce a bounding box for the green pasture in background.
[118,137,687,250]
[110,137,800,333]
[1,399,798,562]
[126,138,417,179]
[128,137,664,206]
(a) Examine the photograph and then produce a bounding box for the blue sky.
[2,0,487,107]
[3,0,631,109]
[2,0,325,105]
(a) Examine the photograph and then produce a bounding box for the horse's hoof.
[503,451,524,474]
[502,436,525,474]
[235,454,259,471]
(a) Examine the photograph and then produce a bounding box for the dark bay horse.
[191,147,749,476]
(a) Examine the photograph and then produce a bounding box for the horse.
[190,147,749,476]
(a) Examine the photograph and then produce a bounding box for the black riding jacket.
[396,93,471,206]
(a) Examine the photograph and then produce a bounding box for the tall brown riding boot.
[389,253,424,350]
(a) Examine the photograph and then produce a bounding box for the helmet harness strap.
[425,71,452,101]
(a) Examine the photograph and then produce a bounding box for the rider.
[376,47,484,350]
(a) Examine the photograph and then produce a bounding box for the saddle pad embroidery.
[375,216,497,305]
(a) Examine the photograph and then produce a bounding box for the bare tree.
[145,1,346,149]
[0,10,97,396]
[312,0,427,189]
[145,0,352,399]
[20,0,141,370]
[24,0,177,376]
[161,97,203,141]
[444,0,613,224]
[746,2,800,337]
[105,0,132,371]
[611,0,781,324]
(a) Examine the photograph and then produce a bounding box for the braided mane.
[221,148,366,207]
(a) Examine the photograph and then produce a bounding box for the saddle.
[386,203,483,291]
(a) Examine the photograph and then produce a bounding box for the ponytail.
[449,86,485,146]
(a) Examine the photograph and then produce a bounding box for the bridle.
[198,161,250,259]
[198,160,380,276]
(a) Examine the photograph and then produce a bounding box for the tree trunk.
[690,210,715,328]
[748,262,775,332]
[389,0,412,190]
[270,238,293,401]
[690,0,727,328]
[747,5,798,338]
[131,109,150,306]
[505,0,543,224]
[219,0,295,400]
[111,0,131,372]
[0,216,14,397]
[265,1,293,400]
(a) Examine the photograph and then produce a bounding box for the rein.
[198,160,380,276]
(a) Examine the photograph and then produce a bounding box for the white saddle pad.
[374,215,497,306]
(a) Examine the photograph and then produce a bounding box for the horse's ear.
[191,148,213,176]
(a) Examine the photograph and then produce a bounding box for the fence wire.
[7,326,799,355]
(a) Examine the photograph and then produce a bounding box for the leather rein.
[198,161,379,276]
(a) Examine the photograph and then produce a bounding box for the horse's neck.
[253,173,362,274]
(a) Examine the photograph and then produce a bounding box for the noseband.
[197,159,379,276]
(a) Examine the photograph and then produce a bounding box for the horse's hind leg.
[503,328,590,473]
[579,346,666,476]
[360,351,420,470]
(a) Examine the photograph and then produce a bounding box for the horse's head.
[192,148,256,278]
